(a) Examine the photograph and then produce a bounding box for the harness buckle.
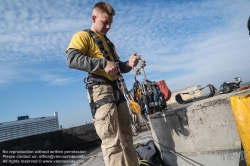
[84,75,93,84]
[110,95,116,102]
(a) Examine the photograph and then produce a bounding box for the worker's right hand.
[104,60,118,75]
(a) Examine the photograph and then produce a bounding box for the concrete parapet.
[149,89,250,166]
[0,123,100,153]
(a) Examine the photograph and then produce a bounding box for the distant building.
[0,112,59,142]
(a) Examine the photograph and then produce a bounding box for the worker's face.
[92,12,113,35]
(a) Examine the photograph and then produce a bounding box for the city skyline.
[0,112,59,142]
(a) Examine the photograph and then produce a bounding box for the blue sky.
[0,0,249,128]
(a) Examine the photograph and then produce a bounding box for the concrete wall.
[167,85,204,104]
[149,89,250,166]
[0,123,100,153]
[0,113,148,153]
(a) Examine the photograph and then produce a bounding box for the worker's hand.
[104,60,118,75]
[128,52,140,67]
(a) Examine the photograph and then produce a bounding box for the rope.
[131,113,141,136]
[167,149,204,166]
[180,85,208,95]
[133,58,147,81]
[134,68,141,76]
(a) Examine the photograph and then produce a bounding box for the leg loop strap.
[90,95,116,117]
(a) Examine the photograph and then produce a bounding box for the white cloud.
[39,73,82,86]
[0,0,249,91]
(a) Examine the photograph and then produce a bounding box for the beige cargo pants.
[88,84,139,166]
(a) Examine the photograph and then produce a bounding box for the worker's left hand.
[128,52,140,67]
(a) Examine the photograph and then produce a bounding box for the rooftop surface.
[71,130,153,166]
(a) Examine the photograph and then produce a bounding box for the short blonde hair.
[93,2,115,16]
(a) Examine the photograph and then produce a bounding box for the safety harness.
[83,29,125,117]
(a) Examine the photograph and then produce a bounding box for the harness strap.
[83,29,128,117]
[86,74,126,117]
[89,94,116,117]
[104,35,117,61]
[88,84,116,117]
[84,29,118,62]
[88,85,126,117]
[85,74,117,87]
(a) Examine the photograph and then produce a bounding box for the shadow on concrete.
[0,124,101,166]
[149,106,204,166]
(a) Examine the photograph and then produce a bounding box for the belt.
[84,74,117,87]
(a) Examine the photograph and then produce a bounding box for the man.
[66,2,140,166]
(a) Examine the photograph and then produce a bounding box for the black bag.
[132,79,166,115]
[134,140,163,166]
